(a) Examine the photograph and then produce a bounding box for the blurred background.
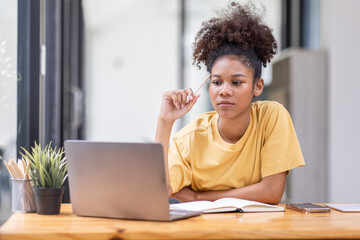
[1,0,359,225]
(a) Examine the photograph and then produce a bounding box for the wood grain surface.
[1,204,360,239]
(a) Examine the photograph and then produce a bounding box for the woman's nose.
[219,84,233,96]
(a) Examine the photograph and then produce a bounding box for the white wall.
[83,0,179,142]
[321,0,360,202]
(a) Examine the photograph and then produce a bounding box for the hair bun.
[192,1,278,72]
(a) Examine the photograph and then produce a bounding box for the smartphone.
[286,203,331,213]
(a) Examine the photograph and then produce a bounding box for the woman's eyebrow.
[211,74,221,78]
[212,73,247,78]
[231,74,246,77]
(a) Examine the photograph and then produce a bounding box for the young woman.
[155,2,304,204]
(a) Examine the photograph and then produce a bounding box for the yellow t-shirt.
[168,101,305,194]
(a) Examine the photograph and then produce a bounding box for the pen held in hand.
[194,74,212,95]
[163,74,212,102]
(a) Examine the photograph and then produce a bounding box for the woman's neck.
[217,112,251,144]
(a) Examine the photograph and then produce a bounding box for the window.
[0,0,17,224]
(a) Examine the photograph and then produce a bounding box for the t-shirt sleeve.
[260,103,305,178]
[168,138,192,194]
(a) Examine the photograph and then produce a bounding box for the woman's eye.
[233,81,242,85]
[212,81,221,85]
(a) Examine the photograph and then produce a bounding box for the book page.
[213,198,283,211]
[326,204,360,212]
[170,198,283,212]
[170,201,216,212]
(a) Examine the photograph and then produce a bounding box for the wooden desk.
[1,204,360,239]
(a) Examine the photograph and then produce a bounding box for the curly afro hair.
[192,1,278,80]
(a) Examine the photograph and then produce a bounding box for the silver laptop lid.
[64,140,171,221]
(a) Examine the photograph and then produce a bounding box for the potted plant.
[20,142,68,215]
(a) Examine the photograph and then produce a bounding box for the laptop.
[64,140,200,221]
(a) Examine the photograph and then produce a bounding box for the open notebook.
[170,198,284,213]
[326,204,360,212]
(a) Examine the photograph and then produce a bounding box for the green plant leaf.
[19,141,67,188]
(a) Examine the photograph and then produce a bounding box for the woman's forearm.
[194,172,287,204]
[155,89,200,197]
[155,118,175,196]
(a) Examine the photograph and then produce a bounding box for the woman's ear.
[253,78,264,97]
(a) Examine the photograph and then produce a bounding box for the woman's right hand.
[159,88,200,122]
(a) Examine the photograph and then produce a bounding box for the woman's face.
[209,56,263,120]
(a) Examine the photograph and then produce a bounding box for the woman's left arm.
[171,171,287,204]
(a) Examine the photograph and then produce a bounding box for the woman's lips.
[218,101,235,106]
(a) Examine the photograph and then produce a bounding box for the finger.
[168,92,179,109]
[185,88,194,101]
[180,90,188,108]
[194,92,200,100]
[176,92,183,109]
[163,91,173,100]
[172,91,183,109]
[185,93,200,111]
[188,92,200,103]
